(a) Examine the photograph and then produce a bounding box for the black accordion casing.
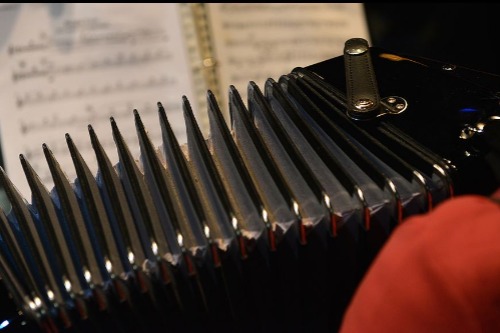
[0,38,499,333]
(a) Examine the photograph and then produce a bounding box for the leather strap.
[344,38,380,120]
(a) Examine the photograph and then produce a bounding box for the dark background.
[364,3,500,75]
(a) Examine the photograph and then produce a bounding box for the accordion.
[0,38,499,333]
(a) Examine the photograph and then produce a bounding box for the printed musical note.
[0,4,196,198]
[12,49,173,83]
[16,75,177,108]
[206,3,370,108]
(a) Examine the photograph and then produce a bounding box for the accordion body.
[0,38,499,332]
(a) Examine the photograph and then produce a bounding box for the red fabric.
[340,194,500,333]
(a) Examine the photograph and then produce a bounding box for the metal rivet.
[346,45,368,55]
[381,96,408,115]
[354,99,375,110]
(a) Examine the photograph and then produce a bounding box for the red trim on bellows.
[331,213,338,237]
[268,227,276,251]
[239,236,248,259]
[299,221,307,245]
[211,244,221,268]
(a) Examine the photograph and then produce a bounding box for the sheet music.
[206,3,370,119]
[0,3,196,199]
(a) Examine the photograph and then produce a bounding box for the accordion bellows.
[0,39,499,333]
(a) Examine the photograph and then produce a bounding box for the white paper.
[206,3,370,119]
[0,3,196,199]
[0,3,371,201]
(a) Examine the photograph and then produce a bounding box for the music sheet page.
[206,3,370,119]
[0,3,196,199]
